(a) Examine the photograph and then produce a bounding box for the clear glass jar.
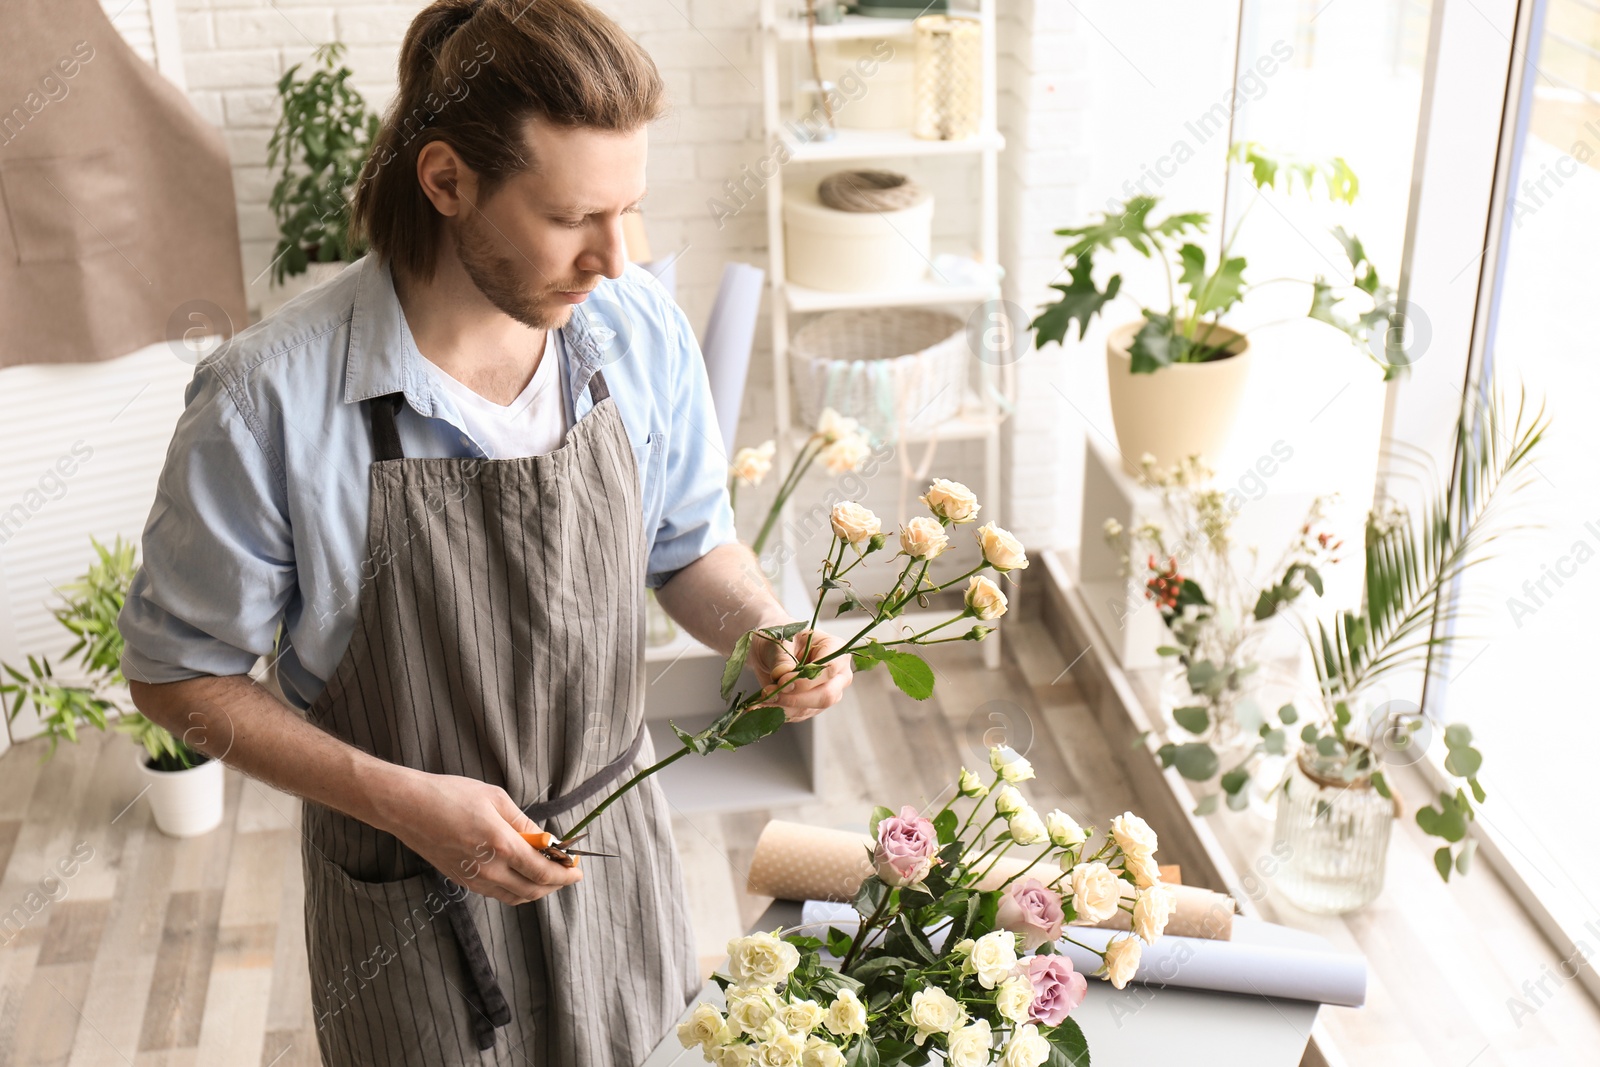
[1271,751,1394,914]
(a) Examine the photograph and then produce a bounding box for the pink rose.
[874,805,939,886]
[996,877,1065,951]
[1025,955,1087,1027]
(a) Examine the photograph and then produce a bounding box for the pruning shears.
[521,829,617,866]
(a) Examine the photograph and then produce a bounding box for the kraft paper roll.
[745,820,1235,941]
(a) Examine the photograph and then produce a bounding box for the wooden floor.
[1,618,1596,1065]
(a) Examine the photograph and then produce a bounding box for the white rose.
[965,575,1009,621]
[964,929,1020,990]
[713,1043,756,1067]
[1100,934,1142,990]
[905,986,967,1045]
[975,522,1029,571]
[727,932,801,988]
[781,998,826,1034]
[1008,807,1047,846]
[989,745,1035,782]
[920,478,981,523]
[801,1036,846,1067]
[1045,809,1086,849]
[1070,862,1122,925]
[829,501,882,547]
[1125,850,1162,890]
[957,767,989,798]
[822,989,867,1037]
[820,433,870,474]
[1133,884,1176,944]
[678,1002,733,1051]
[899,515,950,560]
[731,441,776,485]
[754,1026,807,1067]
[1000,1023,1051,1067]
[946,1019,994,1067]
[726,986,781,1035]
[995,975,1035,1023]
[815,407,859,444]
[993,784,1025,816]
[1111,811,1159,861]
[1102,517,1124,538]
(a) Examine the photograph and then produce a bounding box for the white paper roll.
[699,262,765,458]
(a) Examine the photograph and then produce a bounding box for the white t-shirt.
[422,331,570,459]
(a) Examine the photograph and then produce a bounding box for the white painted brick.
[185,48,281,90]
[685,0,759,32]
[214,8,335,49]
[177,10,214,50]
[187,89,226,127]
[232,164,274,203]
[224,126,273,165]
[334,4,417,45]
[222,87,281,128]
[633,29,752,72]
[692,67,761,108]
[340,45,404,86]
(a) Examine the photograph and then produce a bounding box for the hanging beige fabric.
[0,0,246,369]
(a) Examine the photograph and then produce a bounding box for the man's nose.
[579,217,629,280]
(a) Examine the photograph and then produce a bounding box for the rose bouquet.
[554,479,1026,846]
[678,747,1174,1066]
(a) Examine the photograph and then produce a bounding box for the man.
[117,2,852,1064]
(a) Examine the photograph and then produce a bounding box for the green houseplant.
[268,42,379,286]
[1030,144,1397,472]
[1,538,223,837]
[1271,386,1546,912]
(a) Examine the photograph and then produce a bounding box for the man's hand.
[375,768,583,906]
[750,628,854,723]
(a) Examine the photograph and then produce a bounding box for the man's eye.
[556,217,585,228]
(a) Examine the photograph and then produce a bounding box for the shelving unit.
[758,0,1010,670]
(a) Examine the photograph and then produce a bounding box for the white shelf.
[783,274,997,313]
[778,126,1005,163]
[764,13,918,42]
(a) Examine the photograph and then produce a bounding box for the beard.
[454,211,581,330]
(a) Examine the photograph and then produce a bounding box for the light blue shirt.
[118,254,736,710]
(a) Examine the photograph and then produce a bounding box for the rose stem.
[840,890,894,973]
[750,438,821,556]
[973,840,1015,883]
[995,848,1053,891]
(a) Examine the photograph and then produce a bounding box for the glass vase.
[1271,751,1394,914]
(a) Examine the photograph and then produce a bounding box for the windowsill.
[1037,549,1600,1066]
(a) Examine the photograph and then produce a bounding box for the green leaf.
[1469,777,1487,804]
[1172,706,1210,735]
[1434,845,1454,882]
[1177,243,1207,290]
[869,805,895,838]
[721,630,754,701]
[1155,645,1182,657]
[1300,723,1319,744]
[721,705,785,748]
[845,1035,880,1067]
[1193,794,1219,816]
[1045,1016,1091,1067]
[934,809,958,845]
[1370,771,1391,800]
[1261,728,1286,756]
[1220,768,1250,795]
[1190,255,1247,318]
[1444,745,1482,778]
[1278,704,1299,725]
[826,926,855,958]
[1172,743,1219,782]
[882,651,935,701]
[1225,787,1251,812]
[1128,312,1177,373]
[1032,256,1122,347]
[1444,722,1474,748]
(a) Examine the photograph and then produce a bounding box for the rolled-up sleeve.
[118,364,297,684]
[643,299,738,589]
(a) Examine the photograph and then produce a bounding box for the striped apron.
[300,369,699,1066]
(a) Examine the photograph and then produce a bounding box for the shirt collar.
[344,254,610,416]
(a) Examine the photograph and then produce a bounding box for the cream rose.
[713,1044,756,1067]
[829,501,881,546]
[1124,849,1162,890]
[1133,884,1176,944]
[677,1002,733,1051]
[995,975,1035,1023]
[815,408,859,444]
[957,767,989,798]
[1045,808,1086,849]
[780,998,827,1034]
[1101,934,1142,990]
[822,989,867,1037]
[905,986,967,1045]
[1000,1023,1051,1067]
[993,784,1025,816]
[899,515,950,560]
[965,575,1009,621]
[945,1019,993,1067]
[1111,811,1159,861]
[1070,862,1122,925]
[989,746,1034,783]
[1008,806,1048,846]
[753,1025,806,1067]
[963,929,1020,990]
[820,433,870,474]
[730,441,776,485]
[920,478,981,523]
[976,522,1029,571]
[800,1037,846,1067]
[727,931,801,988]
[726,986,781,1035]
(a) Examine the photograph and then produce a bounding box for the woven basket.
[791,308,967,444]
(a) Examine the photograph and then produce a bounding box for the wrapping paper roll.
[745,820,1235,941]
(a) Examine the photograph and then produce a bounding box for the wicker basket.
[791,308,968,444]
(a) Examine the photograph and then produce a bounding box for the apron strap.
[524,717,645,825]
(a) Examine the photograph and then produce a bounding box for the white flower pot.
[1104,320,1252,475]
[138,752,225,838]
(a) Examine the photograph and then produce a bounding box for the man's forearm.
[129,674,410,835]
[655,542,791,655]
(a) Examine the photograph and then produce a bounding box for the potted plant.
[1105,455,1341,816]
[1270,387,1546,913]
[1030,144,1397,473]
[1,538,223,838]
[264,42,379,309]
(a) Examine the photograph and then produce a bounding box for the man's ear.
[415,140,479,218]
